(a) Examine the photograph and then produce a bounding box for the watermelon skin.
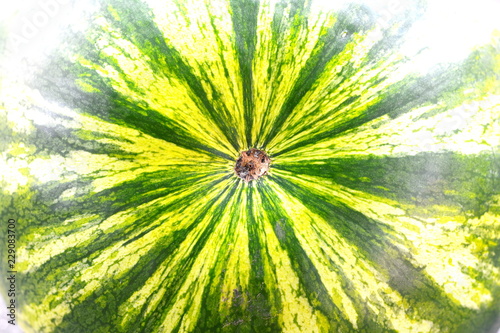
[0,0,499,332]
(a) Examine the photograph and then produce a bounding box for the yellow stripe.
[146,0,246,151]
[252,188,324,333]
[74,15,236,157]
[266,177,436,332]
[21,174,231,332]
[158,180,246,332]
[278,94,500,163]
[273,169,499,310]
[268,28,405,153]
[114,178,237,330]
[251,0,337,149]
[218,184,251,313]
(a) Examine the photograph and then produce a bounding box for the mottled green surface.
[0,0,499,332]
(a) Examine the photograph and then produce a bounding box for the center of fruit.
[235,148,271,182]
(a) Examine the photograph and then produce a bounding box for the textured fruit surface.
[235,149,270,182]
[0,0,499,332]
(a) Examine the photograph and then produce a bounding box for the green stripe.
[270,173,497,331]
[21,172,231,307]
[244,186,282,332]
[230,0,260,148]
[258,181,356,331]
[1,0,499,332]
[262,4,374,148]
[103,0,240,153]
[275,152,500,218]
[273,40,499,157]
[39,53,235,159]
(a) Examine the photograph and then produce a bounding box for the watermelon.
[1,0,499,332]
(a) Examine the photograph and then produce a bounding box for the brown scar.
[234,148,271,182]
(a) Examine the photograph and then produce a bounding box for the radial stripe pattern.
[1,0,499,332]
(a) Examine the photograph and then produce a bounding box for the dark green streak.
[205,5,246,152]
[262,4,374,148]
[20,175,234,333]
[270,174,494,332]
[230,0,260,148]
[272,68,457,157]
[193,185,279,333]
[102,0,239,152]
[258,182,355,332]
[284,3,424,150]
[236,186,283,332]
[34,48,233,160]
[253,0,310,144]
[19,170,229,308]
[275,152,500,219]
[274,42,499,157]
[140,182,239,333]
[66,0,242,154]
